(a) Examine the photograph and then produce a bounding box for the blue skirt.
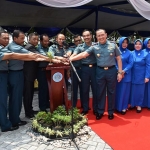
[143,82,150,108]
[115,82,131,111]
[130,84,145,107]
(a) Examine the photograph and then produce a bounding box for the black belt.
[9,69,23,72]
[82,64,97,67]
[0,70,8,73]
[98,65,115,70]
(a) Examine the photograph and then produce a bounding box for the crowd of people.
[0,28,150,132]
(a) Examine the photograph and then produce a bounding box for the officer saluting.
[70,29,122,120]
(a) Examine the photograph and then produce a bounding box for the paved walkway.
[0,90,113,150]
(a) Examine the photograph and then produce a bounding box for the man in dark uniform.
[0,30,45,132]
[70,29,122,120]
[70,30,97,116]
[67,34,83,107]
[23,32,39,119]
[37,34,50,112]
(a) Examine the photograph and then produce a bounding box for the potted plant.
[32,119,39,132]
[42,113,53,128]
[37,125,45,135]
[35,111,47,124]
[63,130,70,137]
[68,107,81,123]
[63,115,71,130]
[52,106,67,116]
[55,130,63,138]
[51,114,64,131]
[73,124,80,136]
[48,129,56,139]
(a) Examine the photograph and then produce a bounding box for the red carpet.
[75,98,150,150]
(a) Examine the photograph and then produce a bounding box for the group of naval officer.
[0,28,123,132]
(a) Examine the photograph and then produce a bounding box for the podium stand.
[46,63,70,113]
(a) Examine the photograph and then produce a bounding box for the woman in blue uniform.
[143,38,150,108]
[130,39,149,113]
[115,37,133,115]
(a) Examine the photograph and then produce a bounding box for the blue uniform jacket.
[0,45,11,70]
[37,44,49,68]
[118,37,133,82]
[68,45,81,67]
[131,39,150,84]
[143,38,150,79]
[74,42,96,65]
[6,42,29,70]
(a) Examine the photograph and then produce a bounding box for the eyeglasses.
[74,40,81,42]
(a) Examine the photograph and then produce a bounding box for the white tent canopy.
[0,0,150,33]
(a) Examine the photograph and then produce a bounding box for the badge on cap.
[97,54,100,57]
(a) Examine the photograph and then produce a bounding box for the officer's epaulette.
[109,41,116,44]
[109,41,119,48]
[91,42,98,46]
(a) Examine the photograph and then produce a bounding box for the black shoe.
[26,114,35,119]
[93,111,98,116]
[108,114,114,120]
[2,126,19,132]
[96,113,103,120]
[136,109,142,113]
[81,111,88,116]
[13,121,27,127]
[121,111,126,115]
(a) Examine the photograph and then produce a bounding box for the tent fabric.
[128,0,150,20]
[36,0,93,8]
[0,0,150,36]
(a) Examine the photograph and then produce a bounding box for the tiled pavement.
[0,89,113,150]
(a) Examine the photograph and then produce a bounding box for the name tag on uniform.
[110,53,113,56]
